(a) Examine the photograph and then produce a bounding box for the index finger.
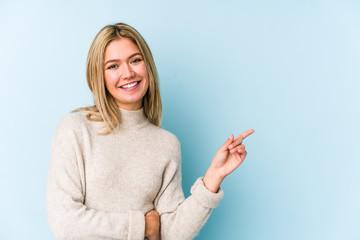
[238,129,255,140]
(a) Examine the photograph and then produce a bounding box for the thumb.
[219,134,234,152]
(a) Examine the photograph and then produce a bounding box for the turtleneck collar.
[118,107,149,130]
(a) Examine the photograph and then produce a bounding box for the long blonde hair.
[72,23,162,135]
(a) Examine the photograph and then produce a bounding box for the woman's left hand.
[213,129,255,177]
[203,129,255,193]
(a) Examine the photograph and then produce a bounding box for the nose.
[120,63,135,80]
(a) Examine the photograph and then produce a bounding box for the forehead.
[104,38,140,60]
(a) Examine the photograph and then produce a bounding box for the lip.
[119,80,141,87]
[118,80,141,91]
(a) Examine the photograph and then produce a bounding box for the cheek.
[142,69,150,89]
[138,64,149,79]
[104,72,118,86]
[142,69,150,90]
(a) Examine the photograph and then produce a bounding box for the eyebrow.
[104,52,142,66]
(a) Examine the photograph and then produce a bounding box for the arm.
[154,129,255,240]
[154,139,224,240]
[46,115,145,240]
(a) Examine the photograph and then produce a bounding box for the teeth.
[121,81,139,89]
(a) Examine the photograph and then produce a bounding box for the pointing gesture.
[203,129,255,193]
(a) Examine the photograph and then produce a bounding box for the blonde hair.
[72,23,162,135]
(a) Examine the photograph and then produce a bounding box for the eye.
[131,58,142,64]
[107,64,118,69]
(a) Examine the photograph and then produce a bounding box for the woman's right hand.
[145,209,160,240]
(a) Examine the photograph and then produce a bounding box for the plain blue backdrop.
[0,0,359,239]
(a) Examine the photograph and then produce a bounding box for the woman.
[46,22,254,240]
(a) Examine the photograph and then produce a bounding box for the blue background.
[1,0,359,239]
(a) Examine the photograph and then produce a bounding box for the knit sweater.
[46,107,224,240]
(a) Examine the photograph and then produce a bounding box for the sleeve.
[46,115,145,240]
[154,138,224,240]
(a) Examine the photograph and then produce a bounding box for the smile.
[120,81,141,90]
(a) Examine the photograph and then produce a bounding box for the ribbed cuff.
[128,211,145,240]
[190,177,224,208]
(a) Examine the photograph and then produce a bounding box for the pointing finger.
[228,129,254,149]
[239,129,255,140]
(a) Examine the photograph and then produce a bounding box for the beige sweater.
[46,107,224,240]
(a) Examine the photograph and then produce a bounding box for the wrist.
[203,167,225,193]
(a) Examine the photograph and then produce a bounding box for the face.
[103,38,149,110]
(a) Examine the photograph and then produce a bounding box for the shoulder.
[148,125,180,148]
[55,111,86,132]
[146,126,182,163]
[50,111,86,148]
[157,127,180,146]
[53,111,92,140]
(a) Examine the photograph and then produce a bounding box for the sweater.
[46,107,224,240]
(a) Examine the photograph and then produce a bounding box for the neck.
[118,107,148,130]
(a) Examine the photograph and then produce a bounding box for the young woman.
[46,22,254,240]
